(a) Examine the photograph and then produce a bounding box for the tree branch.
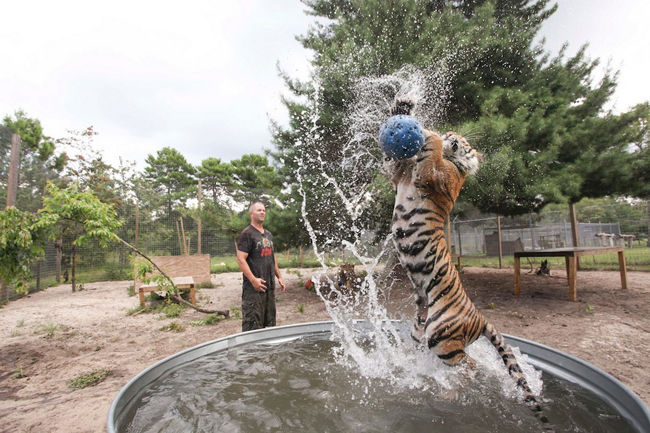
[117,236,230,317]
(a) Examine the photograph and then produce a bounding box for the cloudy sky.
[2,0,648,169]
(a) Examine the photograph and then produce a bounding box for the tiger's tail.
[483,323,554,431]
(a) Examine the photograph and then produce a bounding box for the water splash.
[296,65,543,399]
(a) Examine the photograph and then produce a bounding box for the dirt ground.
[0,266,648,432]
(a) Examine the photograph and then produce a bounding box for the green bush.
[160,303,184,318]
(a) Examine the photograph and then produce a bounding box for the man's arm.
[274,255,286,292]
[236,250,267,292]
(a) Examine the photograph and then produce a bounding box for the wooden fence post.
[6,134,21,207]
[569,202,580,269]
[55,239,62,284]
[2,134,22,300]
[197,181,202,255]
[180,216,188,255]
[496,215,503,269]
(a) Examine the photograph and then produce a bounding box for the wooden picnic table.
[139,276,196,308]
[513,247,627,301]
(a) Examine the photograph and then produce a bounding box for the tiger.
[383,98,553,430]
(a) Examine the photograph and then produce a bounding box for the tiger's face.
[441,132,483,176]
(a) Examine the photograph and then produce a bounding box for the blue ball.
[379,115,425,159]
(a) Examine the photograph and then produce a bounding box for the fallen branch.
[172,295,230,318]
[117,237,230,318]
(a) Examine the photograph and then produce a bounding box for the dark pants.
[242,288,276,332]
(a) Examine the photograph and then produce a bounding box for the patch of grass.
[67,369,112,389]
[297,304,305,313]
[276,296,283,302]
[126,305,144,316]
[585,304,595,313]
[196,281,215,289]
[486,302,498,309]
[190,313,225,326]
[229,306,241,320]
[105,268,131,281]
[160,321,185,333]
[13,365,27,379]
[211,257,241,273]
[16,318,25,328]
[11,329,21,337]
[37,322,67,338]
[126,284,135,297]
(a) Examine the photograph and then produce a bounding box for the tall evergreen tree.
[463,46,648,215]
[272,0,649,252]
[196,157,233,206]
[229,154,281,205]
[142,147,196,219]
[271,0,558,246]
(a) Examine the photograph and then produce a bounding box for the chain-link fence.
[4,202,649,302]
[450,207,649,269]
[2,206,240,301]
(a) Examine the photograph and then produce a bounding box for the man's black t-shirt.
[237,225,276,292]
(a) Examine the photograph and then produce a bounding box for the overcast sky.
[2,0,648,170]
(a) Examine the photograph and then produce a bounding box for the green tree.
[0,207,58,295]
[1,111,66,211]
[142,147,196,218]
[196,157,233,206]
[55,127,120,206]
[42,183,122,291]
[271,0,557,248]
[464,47,648,216]
[625,103,650,198]
[273,0,649,253]
[0,183,120,295]
[229,154,281,205]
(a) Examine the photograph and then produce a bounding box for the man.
[236,201,286,332]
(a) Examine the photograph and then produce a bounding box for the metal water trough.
[107,321,650,433]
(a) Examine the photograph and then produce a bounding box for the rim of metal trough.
[107,321,650,433]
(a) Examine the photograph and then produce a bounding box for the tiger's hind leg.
[434,338,475,368]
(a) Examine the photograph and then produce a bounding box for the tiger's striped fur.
[383,99,552,429]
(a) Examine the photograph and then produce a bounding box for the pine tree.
[1,111,65,212]
[271,0,559,245]
[142,147,196,219]
[272,0,649,241]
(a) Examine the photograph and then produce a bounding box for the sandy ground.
[0,266,648,432]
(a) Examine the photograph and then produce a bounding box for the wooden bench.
[514,247,627,301]
[138,276,196,308]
